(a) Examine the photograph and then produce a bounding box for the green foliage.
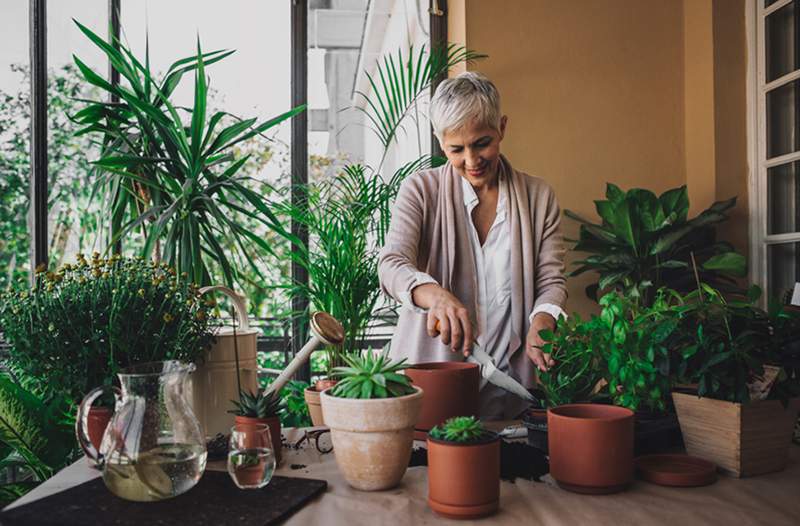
[0,374,77,506]
[566,184,745,305]
[229,389,284,419]
[71,21,304,288]
[429,416,487,443]
[0,255,214,406]
[329,351,416,399]
[276,380,312,428]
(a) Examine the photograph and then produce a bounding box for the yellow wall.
[450,0,749,315]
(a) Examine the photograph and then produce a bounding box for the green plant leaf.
[701,252,746,277]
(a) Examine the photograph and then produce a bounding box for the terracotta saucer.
[635,454,717,487]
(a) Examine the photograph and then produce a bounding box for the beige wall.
[450,0,749,316]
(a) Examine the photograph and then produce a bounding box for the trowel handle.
[265,335,323,396]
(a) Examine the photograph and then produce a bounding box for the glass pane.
[48,2,108,269]
[768,162,800,234]
[768,242,800,301]
[767,79,800,158]
[766,1,798,82]
[767,0,786,7]
[0,1,30,287]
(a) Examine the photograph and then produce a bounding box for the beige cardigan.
[378,155,567,389]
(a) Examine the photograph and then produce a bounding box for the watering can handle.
[199,285,250,332]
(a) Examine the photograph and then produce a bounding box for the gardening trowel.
[434,320,540,406]
[264,312,345,397]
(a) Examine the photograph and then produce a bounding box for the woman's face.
[440,116,507,187]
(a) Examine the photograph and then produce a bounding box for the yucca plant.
[329,351,416,399]
[566,183,746,306]
[429,416,488,443]
[71,20,304,287]
[229,389,284,419]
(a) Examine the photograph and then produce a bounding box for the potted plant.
[0,255,214,453]
[427,416,500,520]
[229,389,284,465]
[405,362,480,440]
[320,351,423,491]
[671,283,800,477]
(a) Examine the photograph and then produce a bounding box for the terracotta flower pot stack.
[234,414,282,465]
[427,432,500,520]
[548,404,634,494]
[320,386,423,491]
[405,362,479,439]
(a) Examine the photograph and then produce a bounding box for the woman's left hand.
[526,313,556,372]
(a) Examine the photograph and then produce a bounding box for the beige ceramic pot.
[320,386,423,491]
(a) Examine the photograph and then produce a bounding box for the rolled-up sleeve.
[378,176,437,312]
[533,187,568,310]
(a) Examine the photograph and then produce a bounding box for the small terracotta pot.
[548,404,634,494]
[406,362,479,440]
[234,415,282,465]
[321,386,423,491]
[427,433,500,520]
[304,379,338,427]
[315,378,337,392]
[87,406,112,453]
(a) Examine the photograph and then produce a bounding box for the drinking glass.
[227,423,276,489]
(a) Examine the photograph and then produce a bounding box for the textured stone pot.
[406,362,479,440]
[234,415,282,465]
[321,386,423,491]
[548,404,634,494]
[427,432,500,520]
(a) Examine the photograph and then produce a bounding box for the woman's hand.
[412,284,474,356]
[526,312,556,372]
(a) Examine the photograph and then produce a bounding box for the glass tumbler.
[227,423,276,489]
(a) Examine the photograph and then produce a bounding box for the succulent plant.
[329,351,416,399]
[429,416,487,443]
[229,389,284,419]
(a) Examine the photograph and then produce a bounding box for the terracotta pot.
[320,386,423,491]
[427,433,500,520]
[315,378,337,392]
[87,406,112,452]
[234,415,282,465]
[304,379,337,428]
[548,404,634,494]
[406,362,479,439]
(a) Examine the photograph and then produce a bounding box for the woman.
[378,72,567,419]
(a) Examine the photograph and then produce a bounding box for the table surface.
[6,426,800,526]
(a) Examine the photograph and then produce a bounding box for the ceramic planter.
[672,392,800,477]
[406,362,479,440]
[548,404,634,494]
[427,433,500,520]
[320,386,423,491]
[234,415,282,465]
[304,379,337,427]
[87,406,112,452]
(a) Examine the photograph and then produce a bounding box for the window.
[756,0,800,301]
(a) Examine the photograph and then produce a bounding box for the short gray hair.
[430,72,502,140]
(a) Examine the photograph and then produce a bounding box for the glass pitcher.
[77,361,207,502]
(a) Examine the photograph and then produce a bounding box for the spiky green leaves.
[229,389,284,419]
[329,351,416,399]
[429,416,486,443]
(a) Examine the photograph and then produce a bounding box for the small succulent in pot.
[229,389,284,464]
[429,416,492,443]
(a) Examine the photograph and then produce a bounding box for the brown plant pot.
[427,433,500,520]
[304,379,337,427]
[320,386,423,491]
[672,392,800,477]
[406,362,479,440]
[234,415,282,465]
[87,406,112,453]
[548,404,634,494]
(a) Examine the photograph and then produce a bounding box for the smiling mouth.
[466,165,485,175]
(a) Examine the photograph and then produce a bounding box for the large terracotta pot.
[87,406,112,453]
[406,362,479,439]
[320,386,423,491]
[304,379,338,427]
[548,404,634,494]
[427,433,500,520]
[234,415,282,465]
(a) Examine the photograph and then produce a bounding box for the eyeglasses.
[293,428,333,454]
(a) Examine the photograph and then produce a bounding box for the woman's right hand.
[412,284,474,356]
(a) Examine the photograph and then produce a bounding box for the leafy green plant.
[0,255,214,406]
[429,416,488,443]
[566,183,745,305]
[71,20,304,287]
[329,351,416,399]
[229,389,284,419]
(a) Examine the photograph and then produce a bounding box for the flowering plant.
[0,254,214,406]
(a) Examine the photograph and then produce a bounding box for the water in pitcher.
[103,443,207,502]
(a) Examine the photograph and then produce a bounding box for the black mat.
[0,471,326,526]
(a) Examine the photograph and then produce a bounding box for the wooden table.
[6,428,800,525]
